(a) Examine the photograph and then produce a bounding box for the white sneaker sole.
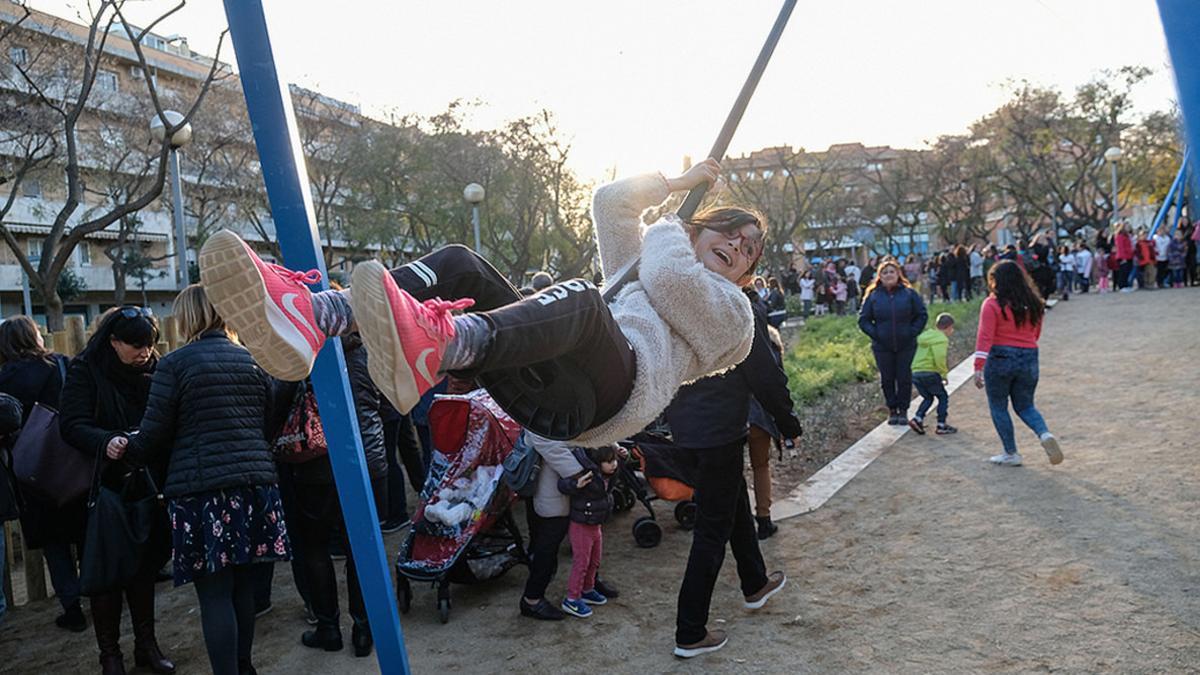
[743,574,786,610]
[199,230,316,381]
[673,636,728,658]
[1041,435,1064,465]
[989,455,1023,467]
[351,261,420,413]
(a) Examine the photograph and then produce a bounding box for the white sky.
[32,0,1179,182]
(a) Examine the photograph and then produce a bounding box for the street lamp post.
[150,110,194,290]
[1104,146,1123,228]
[463,183,485,253]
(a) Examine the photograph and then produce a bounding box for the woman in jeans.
[973,260,1064,467]
[0,317,85,633]
[857,259,928,426]
[115,286,289,675]
[59,308,173,675]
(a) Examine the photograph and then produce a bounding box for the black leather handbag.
[79,460,165,596]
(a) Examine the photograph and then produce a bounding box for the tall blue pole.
[1149,149,1189,236]
[1157,1,1200,190]
[220,2,410,673]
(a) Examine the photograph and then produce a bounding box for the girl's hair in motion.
[587,444,618,466]
[0,315,51,364]
[173,284,230,343]
[863,259,912,297]
[79,306,160,361]
[685,206,768,285]
[988,260,1044,329]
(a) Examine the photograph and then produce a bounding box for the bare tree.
[0,0,227,328]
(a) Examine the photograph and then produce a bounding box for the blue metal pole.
[1149,149,1189,236]
[1158,0,1200,193]
[219,2,410,672]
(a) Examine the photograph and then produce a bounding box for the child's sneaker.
[199,229,324,381]
[935,423,957,435]
[351,261,474,413]
[908,417,926,435]
[989,452,1023,466]
[1040,433,1064,465]
[560,598,592,618]
[580,589,607,606]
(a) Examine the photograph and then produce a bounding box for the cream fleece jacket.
[572,173,754,446]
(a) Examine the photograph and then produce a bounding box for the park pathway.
[2,288,1198,673]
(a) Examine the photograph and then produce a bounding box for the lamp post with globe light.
[463,182,485,253]
[150,110,194,290]
[1104,146,1123,228]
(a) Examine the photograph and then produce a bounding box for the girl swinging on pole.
[199,158,765,446]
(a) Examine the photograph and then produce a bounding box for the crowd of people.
[0,160,804,670]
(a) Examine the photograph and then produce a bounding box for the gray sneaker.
[1040,434,1064,465]
[989,452,1023,467]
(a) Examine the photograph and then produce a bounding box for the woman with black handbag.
[59,307,173,675]
[0,316,86,632]
[114,285,288,675]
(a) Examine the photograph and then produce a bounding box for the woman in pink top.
[973,260,1063,467]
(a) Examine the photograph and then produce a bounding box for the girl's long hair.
[863,259,912,297]
[0,316,52,365]
[78,307,160,363]
[988,260,1044,328]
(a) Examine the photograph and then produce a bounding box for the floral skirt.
[168,484,291,586]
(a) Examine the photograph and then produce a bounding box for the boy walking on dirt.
[908,313,957,435]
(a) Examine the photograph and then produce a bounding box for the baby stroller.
[394,390,528,623]
[613,432,699,548]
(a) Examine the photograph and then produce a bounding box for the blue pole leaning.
[220,2,410,673]
[1158,1,1200,178]
[1149,149,1189,237]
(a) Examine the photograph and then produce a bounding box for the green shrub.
[782,297,983,403]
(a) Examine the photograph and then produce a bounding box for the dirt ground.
[3,288,1199,673]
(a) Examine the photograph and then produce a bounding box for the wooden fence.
[2,313,184,608]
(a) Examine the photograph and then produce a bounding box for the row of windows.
[11,45,142,93]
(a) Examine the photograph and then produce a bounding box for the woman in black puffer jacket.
[269,331,387,658]
[119,286,288,675]
[857,259,928,426]
[59,307,173,675]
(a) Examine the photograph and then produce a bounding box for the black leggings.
[193,564,259,675]
[391,245,636,430]
[874,346,917,412]
[522,509,569,601]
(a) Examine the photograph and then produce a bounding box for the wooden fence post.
[3,523,14,607]
[65,316,86,357]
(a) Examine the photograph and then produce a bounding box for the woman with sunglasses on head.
[58,306,174,675]
[858,259,929,426]
[199,158,765,450]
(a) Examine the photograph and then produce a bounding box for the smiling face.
[878,265,900,289]
[692,222,763,284]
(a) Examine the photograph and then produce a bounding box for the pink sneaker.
[199,229,324,381]
[351,260,474,413]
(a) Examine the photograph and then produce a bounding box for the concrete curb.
[773,354,977,521]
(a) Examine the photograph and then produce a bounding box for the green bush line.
[782,298,984,404]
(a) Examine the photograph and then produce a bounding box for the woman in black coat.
[59,307,174,675]
[0,316,86,632]
[116,286,287,675]
[857,259,929,426]
[270,331,387,658]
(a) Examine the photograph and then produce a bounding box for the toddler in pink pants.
[556,445,619,618]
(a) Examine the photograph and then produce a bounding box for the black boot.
[91,592,125,675]
[238,660,258,675]
[55,601,88,632]
[351,621,373,658]
[756,516,778,540]
[301,620,343,651]
[129,578,175,675]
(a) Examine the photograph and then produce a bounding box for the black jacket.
[127,331,277,499]
[665,296,803,449]
[556,448,613,526]
[857,285,928,352]
[267,333,387,485]
[0,354,68,426]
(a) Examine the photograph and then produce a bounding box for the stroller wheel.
[397,576,412,614]
[674,501,698,530]
[633,516,662,548]
[437,581,451,624]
